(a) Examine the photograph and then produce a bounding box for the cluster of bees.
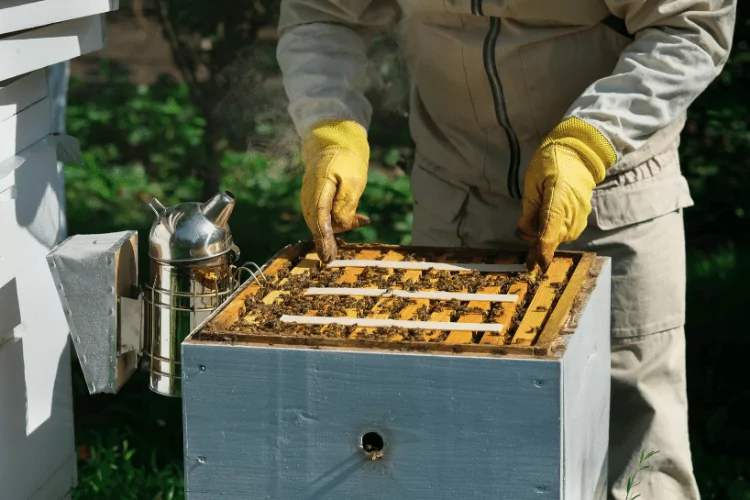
[230,251,541,343]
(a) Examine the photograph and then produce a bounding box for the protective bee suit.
[275,1,736,498]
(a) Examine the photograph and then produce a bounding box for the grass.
[625,450,660,500]
[73,432,184,500]
[70,370,185,500]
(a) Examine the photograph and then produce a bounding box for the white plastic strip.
[304,287,518,302]
[279,315,504,333]
[326,260,527,273]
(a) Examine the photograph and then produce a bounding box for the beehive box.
[183,242,612,500]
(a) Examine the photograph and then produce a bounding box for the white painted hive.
[2,2,117,498]
[183,242,612,500]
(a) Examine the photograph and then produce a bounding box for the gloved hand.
[300,119,371,262]
[516,117,617,272]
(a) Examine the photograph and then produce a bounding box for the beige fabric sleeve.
[276,1,400,137]
[566,0,737,159]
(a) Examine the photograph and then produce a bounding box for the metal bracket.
[119,295,143,355]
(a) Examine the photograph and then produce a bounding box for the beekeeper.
[276,1,736,498]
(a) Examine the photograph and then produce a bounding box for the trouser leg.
[607,327,700,500]
[573,209,700,500]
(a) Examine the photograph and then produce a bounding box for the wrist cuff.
[542,117,617,183]
[302,119,370,167]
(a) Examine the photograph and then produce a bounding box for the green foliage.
[625,450,660,500]
[66,69,205,184]
[64,73,413,281]
[685,246,750,499]
[679,15,750,250]
[70,358,185,500]
[71,431,184,500]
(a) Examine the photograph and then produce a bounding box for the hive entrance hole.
[361,432,384,460]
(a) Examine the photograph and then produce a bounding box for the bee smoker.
[47,191,253,397]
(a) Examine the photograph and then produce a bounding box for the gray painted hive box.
[183,242,612,500]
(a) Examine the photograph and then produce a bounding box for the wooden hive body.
[183,243,612,500]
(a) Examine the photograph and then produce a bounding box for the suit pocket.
[590,148,694,231]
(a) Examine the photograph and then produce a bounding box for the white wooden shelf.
[0,14,107,82]
[0,133,73,500]
[1,2,117,500]
[0,98,52,165]
[0,0,118,36]
[0,70,48,123]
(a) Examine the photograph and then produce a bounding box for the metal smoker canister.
[143,191,240,397]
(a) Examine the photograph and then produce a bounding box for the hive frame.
[188,242,602,359]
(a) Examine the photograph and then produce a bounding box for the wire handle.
[237,261,268,287]
[241,261,267,282]
[236,261,267,287]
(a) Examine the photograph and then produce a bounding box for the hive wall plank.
[1,6,115,500]
[25,455,78,500]
[562,257,611,499]
[183,344,563,500]
[0,70,47,124]
[0,0,118,36]
[0,14,107,82]
[0,97,51,164]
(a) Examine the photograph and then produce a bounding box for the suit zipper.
[478,11,522,199]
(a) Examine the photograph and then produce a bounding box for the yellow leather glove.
[516,117,617,271]
[300,119,371,262]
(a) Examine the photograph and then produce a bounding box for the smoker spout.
[201,191,235,227]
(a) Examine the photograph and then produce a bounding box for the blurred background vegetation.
[65,1,749,498]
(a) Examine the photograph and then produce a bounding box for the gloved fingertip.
[537,239,559,272]
[317,248,335,264]
[331,213,371,234]
[354,213,371,228]
[524,243,542,273]
[315,235,337,263]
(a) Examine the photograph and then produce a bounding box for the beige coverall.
[276,1,737,498]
